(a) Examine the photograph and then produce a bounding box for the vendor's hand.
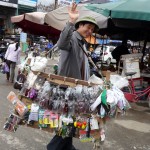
[68,2,79,24]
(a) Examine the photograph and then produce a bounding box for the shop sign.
[20,32,27,43]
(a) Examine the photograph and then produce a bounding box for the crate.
[121,53,142,79]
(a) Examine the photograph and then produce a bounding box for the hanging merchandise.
[25,71,38,89]
[28,103,39,122]
[3,114,21,132]
[7,91,28,117]
[4,71,130,146]
[34,76,46,90]
[110,74,129,89]
[30,56,48,72]
[17,52,33,72]
[17,50,48,79]
[13,73,26,90]
[38,109,48,128]
[27,88,38,100]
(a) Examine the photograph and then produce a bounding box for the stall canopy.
[86,0,150,41]
[86,0,150,21]
[44,4,108,31]
[11,12,60,37]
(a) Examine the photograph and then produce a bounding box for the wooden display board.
[32,71,107,87]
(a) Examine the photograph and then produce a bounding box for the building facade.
[0,0,38,37]
[18,0,37,15]
[37,0,55,12]
[37,0,113,12]
[0,0,18,36]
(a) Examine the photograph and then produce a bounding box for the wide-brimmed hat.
[75,16,99,32]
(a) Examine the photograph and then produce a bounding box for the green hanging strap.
[101,89,111,114]
[101,89,107,105]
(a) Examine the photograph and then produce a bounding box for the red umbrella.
[11,12,60,38]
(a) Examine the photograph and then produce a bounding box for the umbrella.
[86,0,150,22]
[11,12,60,37]
[44,4,108,31]
[86,0,150,41]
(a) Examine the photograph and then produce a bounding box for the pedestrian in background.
[4,38,21,83]
[112,40,130,71]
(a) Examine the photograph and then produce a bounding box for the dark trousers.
[47,135,75,150]
[6,60,16,82]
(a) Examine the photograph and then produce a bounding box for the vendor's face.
[78,23,95,38]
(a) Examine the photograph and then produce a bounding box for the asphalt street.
[0,58,150,150]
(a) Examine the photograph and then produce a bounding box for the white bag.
[17,52,34,71]
[90,115,99,130]
[110,74,129,89]
[88,74,103,85]
[26,71,38,89]
[90,93,102,111]
[30,56,48,72]
[107,89,118,105]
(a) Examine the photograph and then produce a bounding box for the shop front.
[18,0,37,15]
[0,0,18,37]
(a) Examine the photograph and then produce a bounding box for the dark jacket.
[112,45,130,61]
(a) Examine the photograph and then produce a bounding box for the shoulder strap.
[78,42,103,79]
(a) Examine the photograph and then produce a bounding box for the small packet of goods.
[28,103,39,121]
[38,109,47,128]
[43,110,51,125]
[49,112,59,128]
[7,91,28,117]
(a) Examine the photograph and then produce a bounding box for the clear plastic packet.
[25,71,38,89]
[68,101,74,115]
[7,91,28,117]
[52,99,60,112]
[110,74,129,89]
[65,87,73,99]
[39,81,51,100]
[34,76,45,90]
[73,85,83,99]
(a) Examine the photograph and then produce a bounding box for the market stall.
[11,12,60,37]
[4,2,144,148]
[3,53,130,148]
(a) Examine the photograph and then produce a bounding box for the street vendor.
[57,4,99,81]
[47,2,99,150]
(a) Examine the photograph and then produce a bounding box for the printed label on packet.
[7,91,28,116]
[7,91,17,103]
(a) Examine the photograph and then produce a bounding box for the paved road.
[0,58,150,150]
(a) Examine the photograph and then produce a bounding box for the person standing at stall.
[47,2,99,150]
[5,38,21,83]
[112,40,130,71]
[131,46,139,54]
